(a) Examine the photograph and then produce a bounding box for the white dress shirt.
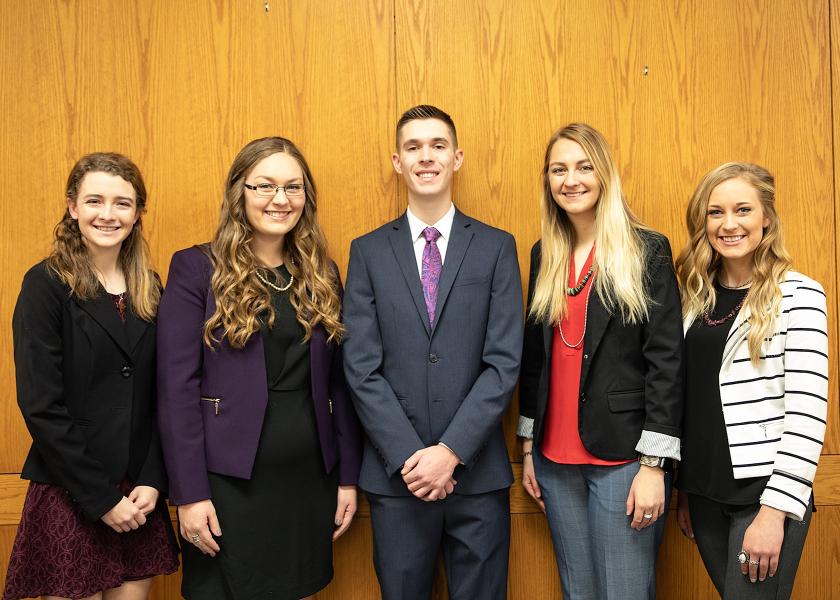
[406,203,455,274]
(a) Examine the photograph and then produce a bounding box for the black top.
[260,264,310,391]
[679,284,768,504]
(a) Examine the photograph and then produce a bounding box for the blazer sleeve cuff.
[82,488,125,522]
[517,416,534,439]
[635,430,681,461]
[760,476,812,522]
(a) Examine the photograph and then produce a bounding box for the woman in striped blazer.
[675,162,827,599]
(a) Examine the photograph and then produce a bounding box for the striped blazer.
[683,271,828,521]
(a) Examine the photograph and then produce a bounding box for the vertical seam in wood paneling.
[831,0,840,404]
[392,0,402,217]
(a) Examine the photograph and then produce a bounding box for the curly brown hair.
[203,137,343,349]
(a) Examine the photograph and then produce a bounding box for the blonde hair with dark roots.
[675,162,792,364]
[529,123,651,326]
[203,137,343,349]
[47,152,160,321]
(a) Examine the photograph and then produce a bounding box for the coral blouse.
[541,247,632,466]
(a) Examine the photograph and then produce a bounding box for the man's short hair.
[395,105,458,149]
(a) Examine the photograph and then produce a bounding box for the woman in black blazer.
[517,124,683,600]
[3,153,178,600]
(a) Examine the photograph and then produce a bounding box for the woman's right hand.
[677,490,694,541]
[101,496,146,532]
[178,499,222,557]
[521,440,545,512]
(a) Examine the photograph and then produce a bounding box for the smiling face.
[706,177,770,270]
[243,151,305,249]
[547,137,601,221]
[68,171,139,256]
[392,118,463,205]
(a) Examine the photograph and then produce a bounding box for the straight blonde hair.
[529,123,650,326]
[675,162,791,363]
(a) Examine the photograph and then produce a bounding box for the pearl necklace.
[255,268,294,292]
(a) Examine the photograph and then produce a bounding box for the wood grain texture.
[1,1,839,599]
[0,0,396,470]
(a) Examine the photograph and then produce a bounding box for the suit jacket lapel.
[77,292,132,357]
[124,299,151,353]
[388,214,432,336]
[579,290,611,390]
[433,210,474,331]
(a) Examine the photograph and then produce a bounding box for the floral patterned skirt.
[3,480,179,600]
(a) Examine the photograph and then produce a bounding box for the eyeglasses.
[244,182,305,199]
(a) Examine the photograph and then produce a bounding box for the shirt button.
[121,366,133,378]
[429,354,439,363]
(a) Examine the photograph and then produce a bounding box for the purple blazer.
[157,245,361,506]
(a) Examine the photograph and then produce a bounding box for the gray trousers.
[688,494,812,600]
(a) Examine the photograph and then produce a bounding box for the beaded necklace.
[567,266,594,296]
[558,254,595,348]
[700,286,748,327]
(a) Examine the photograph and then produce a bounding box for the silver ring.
[749,560,759,566]
[643,513,653,519]
[190,534,200,543]
[737,550,749,565]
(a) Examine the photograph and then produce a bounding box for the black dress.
[182,266,338,599]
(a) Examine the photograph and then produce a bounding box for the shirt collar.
[406,203,456,242]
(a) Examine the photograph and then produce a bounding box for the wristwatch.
[639,454,667,469]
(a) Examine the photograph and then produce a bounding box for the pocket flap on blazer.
[607,389,644,412]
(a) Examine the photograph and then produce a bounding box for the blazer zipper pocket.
[201,396,220,415]
[328,398,333,414]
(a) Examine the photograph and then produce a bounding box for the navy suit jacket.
[342,209,523,496]
[157,245,362,506]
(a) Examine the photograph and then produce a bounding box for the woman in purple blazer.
[157,137,362,599]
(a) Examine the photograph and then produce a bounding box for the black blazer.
[519,231,683,460]
[13,261,166,521]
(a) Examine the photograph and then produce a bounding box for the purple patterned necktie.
[421,227,442,326]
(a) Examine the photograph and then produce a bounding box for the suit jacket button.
[429,354,439,363]
[121,365,133,378]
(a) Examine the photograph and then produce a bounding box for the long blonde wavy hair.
[203,137,343,349]
[47,152,160,321]
[529,123,651,326]
[675,162,791,363]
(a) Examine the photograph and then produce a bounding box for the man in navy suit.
[343,105,523,600]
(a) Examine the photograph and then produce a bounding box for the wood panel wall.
[0,0,837,598]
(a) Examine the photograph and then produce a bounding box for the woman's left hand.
[626,465,665,531]
[740,506,786,582]
[333,485,358,541]
[128,485,160,516]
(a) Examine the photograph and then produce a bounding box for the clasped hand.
[401,445,459,501]
[100,485,159,533]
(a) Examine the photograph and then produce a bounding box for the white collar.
[406,203,455,242]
